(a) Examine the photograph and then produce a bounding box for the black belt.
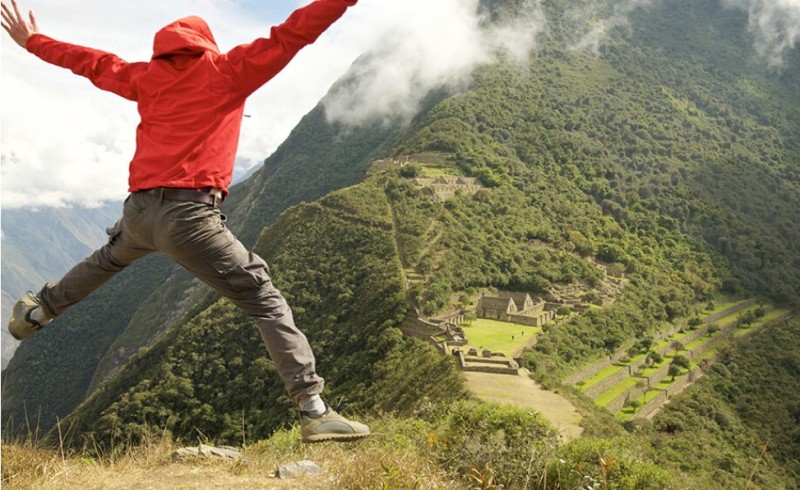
[138,187,225,208]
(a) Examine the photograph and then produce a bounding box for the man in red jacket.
[3,0,369,443]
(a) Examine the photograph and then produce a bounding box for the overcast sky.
[1,0,798,210]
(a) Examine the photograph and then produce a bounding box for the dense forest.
[3,0,799,487]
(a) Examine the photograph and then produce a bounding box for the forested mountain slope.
[3,0,798,486]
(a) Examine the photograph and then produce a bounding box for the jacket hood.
[152,16,220,59]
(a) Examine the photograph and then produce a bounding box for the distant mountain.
[1,203,122,368]
[3,0,799,487]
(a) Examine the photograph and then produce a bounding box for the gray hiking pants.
[39,191,323,403]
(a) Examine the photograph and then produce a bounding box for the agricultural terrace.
[571,298,794,421]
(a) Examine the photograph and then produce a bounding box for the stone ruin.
[475,291,557,326]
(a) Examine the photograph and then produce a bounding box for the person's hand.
[2,0,38,48]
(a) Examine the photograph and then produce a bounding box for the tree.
[399,163,422,178]
[672,354,691,369]
[671,340,685,356]
[668,364,681,381]
[647,350,663,366]
[463,312,477,326]
[624,398,642,409]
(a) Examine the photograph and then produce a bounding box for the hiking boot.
[8,292,51,340]
[300,407,370,443]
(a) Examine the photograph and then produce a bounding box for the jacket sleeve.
[26,34,146,102]
[223,0,357,96]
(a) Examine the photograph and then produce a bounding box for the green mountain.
[3,0,799,487]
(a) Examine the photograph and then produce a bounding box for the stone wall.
[584,366,632,399]
[511,333,541,359]
[703,299,757,325]
[642,363,672,388]
[676,323,711,347]
[506,312,553,327]
[463,357,516,366]
[585,353,653,399]
[456,351,519,375]
[629,307,792,421]
[462,365,520,375]
[456,350,466,369]
[503,314,539,327]
[605,379,650,413]
[665,367,703,397]
[633,367,706,420]
[566,299,756,386]
[635,391,669,419]
[400,317,445,340]
[436,309,465,325]
[565,353,626,385]
[686,331,733,360]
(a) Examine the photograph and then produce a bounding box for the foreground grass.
[1,401,673,490]
[2,417,458,490]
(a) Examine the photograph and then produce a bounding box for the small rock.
[172,444,243,461]
[277,460,323,479]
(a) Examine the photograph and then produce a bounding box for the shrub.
[546,438,671,490]
[436,401,557,487]
[399,163,423,178]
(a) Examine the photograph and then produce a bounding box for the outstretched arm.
[2,0,145,101]
[1,0,38,48]
[224,0,358,96]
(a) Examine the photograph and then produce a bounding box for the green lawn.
[595,376,645,407]
[578,363,626,392]
[684,333,714,351]
[700,298,742,318]
[652,367,691,391]
[617,389,665,421]
[421,168,458,177]
[699,344,722,360]
[718,305,760,326]
[636,361,667,378]
[761,308,789,322]
[460,319,540,356]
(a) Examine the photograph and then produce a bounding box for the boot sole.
[302,432,371,443]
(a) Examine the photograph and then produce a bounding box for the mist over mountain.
[2,0,799,487]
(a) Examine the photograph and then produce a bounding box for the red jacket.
[25,0,357,195]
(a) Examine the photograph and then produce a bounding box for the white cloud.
[722,0,800,68]
[566,0,653,55]
[567,0,800,66]
[321,0,547,127]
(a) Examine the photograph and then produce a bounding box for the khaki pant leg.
[39,197,155,317]
[152,198,323,403]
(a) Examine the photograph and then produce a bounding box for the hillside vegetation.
[3,0,799,488]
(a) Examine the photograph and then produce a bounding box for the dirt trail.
[464,370,584,441]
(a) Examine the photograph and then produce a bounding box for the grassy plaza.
[461,318,541,356]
